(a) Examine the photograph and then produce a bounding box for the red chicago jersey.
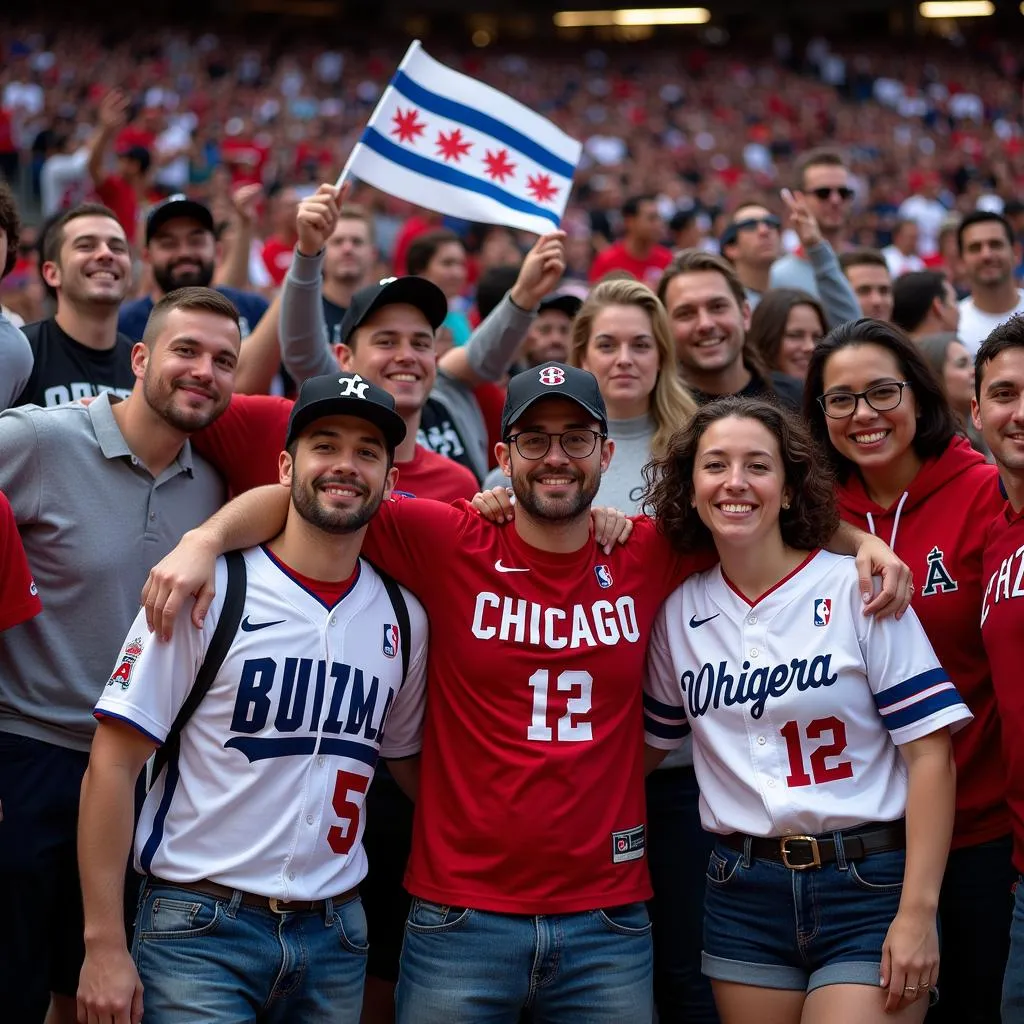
[981,502,1024,871]
[0,492,42,631]
[361,501,713,913]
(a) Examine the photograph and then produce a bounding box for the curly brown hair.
[642,396,839,554]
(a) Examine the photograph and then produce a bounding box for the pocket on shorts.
[847,850,906,894]
[597,901,653,937]
[334,896,370,955]
[405,898,473,933]
[706,845,744,887]
[137,891,222,940]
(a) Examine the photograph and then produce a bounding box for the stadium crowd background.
[4,17,1024,316]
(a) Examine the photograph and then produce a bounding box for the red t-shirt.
[0,493,42,632]
[261,237,295,287]
[95,175,139,246]
[837,439,1009,848]
[361,505,713,913]
[221,137,269,187]
[981,502,1024,871]
[192,393,477,503]
[473,382,506,469]
[588,241,673,288]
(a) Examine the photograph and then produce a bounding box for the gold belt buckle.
[779,835,822,870]
[268,898,291,913]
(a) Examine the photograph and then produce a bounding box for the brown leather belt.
[150,877,358,913]
[720,820,906,871]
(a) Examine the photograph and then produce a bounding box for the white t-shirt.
[898,195,949,257]
[882,245,925,278]
[958,291,1024,355]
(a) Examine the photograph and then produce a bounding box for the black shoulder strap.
[367,559,411,684]
[150,550,247,784]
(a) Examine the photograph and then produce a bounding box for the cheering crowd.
[2,22,1024,1024]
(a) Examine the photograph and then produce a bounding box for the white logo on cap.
[338,374,371,399]
[539,366,566,386]
[379,276,397,286]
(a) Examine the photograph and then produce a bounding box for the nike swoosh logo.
[241,616,286,632]
[494,560,530,574]
[688,613,720,628]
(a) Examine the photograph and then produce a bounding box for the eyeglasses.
[506,429,606,460]
[809,186,855,202]
[733,215,781,233]
[817,381,912,419]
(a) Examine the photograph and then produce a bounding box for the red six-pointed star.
[391,107,426,144]
[435,128,473,163]
[526,173,559,204]
[482,148,517,184]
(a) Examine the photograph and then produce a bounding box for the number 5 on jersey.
[527,670,594,742]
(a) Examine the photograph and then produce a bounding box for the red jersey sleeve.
[0,493,41,631]
[192,394,293,495]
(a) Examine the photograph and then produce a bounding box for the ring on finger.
[903,985,919,994]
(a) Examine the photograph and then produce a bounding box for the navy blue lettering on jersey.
[682,655,839,720]
[118,287,270,342]
[226,656,395,765]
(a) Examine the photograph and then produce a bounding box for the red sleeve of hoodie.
[837,437,1010,848]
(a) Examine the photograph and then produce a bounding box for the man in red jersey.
[972,317,1024,1019]
[589,194,672,287]
[140,367,910,1024]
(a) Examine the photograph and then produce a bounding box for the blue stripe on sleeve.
[880,688,965,732]
[873,667,950,711]
[644,715,691,740]
[643,692,687,720]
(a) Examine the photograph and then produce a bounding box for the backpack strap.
[366,559,411,684]
[150,550,247,784]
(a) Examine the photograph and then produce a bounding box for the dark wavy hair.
[642,396,839,555]
[802,318,959,482]
[746,288,826,374]
[0,179,20,279]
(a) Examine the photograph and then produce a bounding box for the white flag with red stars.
[339,41,582,235]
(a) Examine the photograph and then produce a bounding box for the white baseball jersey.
[95,546,428,901]
[644,550,972,837]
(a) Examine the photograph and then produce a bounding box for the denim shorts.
[702,837,908,993]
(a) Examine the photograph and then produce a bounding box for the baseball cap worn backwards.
[338,276,448,346]
[286,372,407,452]
[501,362,608,438]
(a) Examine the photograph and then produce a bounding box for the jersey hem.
[949,819,1012,851]
[0,715,93,753]
[404,880,653,914]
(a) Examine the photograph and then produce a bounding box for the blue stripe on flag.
[880,688,964,732]
[361,128,561,227]
[873,667,950,711]
[392,70,576,179]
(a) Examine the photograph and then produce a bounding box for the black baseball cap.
[339,276,448,346]
[145,194,215,245]
[501,362,608,438]
[286,372,407,452]
[538,293,583,319]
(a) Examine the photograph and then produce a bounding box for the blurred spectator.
[669,209,703,252]
[720,202,781,310]
[892,270,961,340]
[519,292,581,369]
[0,180,32,409]
[882,219,925,278]
[40,130,91,218]
[406,228,471,349]
[260,185,300,286]
[957,210,1024,355]
[899,173,949,258]
[321,205,377,343]
[745,287,826,382]
[840,248,895,321]
[588,194,672,288]
[917,332,991,460]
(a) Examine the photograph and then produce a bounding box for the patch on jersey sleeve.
[383,624,399,659]
[29,580,38,597]
[813,598,832,627]
[108,636,145,690]
[611,824,646,864]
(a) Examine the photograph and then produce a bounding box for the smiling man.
[14,204,135,408]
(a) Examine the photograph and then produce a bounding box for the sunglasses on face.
[734,215,781,233]
[808,187,855,202]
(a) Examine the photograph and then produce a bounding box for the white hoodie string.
[865,490,910,552]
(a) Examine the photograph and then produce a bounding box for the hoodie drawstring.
[865,491,910,552]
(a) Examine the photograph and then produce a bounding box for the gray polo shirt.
[0,393,225,751]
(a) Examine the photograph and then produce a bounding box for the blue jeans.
[132,882,368,1023]
[1002,876,1024,1022]
[645,766,719,1023]
[395,898,653,1023]
[927,835,1013,1023]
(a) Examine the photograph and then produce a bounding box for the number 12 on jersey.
[780,716,854,788]
[527,670,594,742]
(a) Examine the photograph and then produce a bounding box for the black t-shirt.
[689,366,804,412]
[16,318,136,408]
[417,396,477,477]
[322,297,347,347]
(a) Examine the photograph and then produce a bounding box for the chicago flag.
[340,41,582,235]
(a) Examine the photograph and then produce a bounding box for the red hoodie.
[837,436,1008,849]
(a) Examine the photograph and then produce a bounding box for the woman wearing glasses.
[643,396,970,1024]
[803,318,1011,1023]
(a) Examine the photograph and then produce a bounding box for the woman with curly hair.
[643,396,970,1024]
[803,318,1012,1023]
[745,288,826,382]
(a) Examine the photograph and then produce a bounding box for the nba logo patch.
[594,564,613,589]
[813,598,832,627]
[383,624,399,659]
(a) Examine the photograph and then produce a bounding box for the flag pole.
[336,39,423,190]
